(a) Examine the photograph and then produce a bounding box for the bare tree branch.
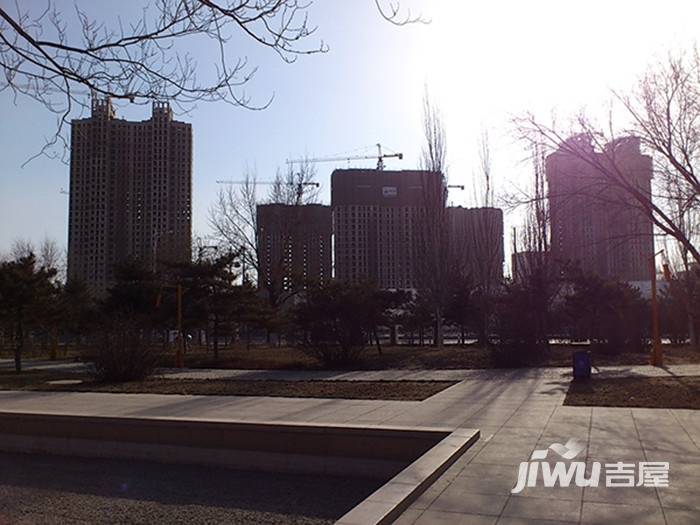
[1,1,423,162]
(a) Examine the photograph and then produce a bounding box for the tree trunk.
[213,314,219,360]
[434,307,444,348]
[14,316,23,373]
[373,327,382,355]
[689,313,698,347]
[49,326,58,361]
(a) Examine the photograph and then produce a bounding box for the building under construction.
[447,206,504,285]
[331,169,439,289]
[331,169,504,289]
[256,203,332,292]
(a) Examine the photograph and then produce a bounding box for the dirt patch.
[565,376,700,409]
[6,375,456,401]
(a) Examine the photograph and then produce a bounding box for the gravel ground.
[0,453,383,525]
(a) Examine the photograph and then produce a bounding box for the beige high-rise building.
[331,169,444,289]
[546,136,653,282]
[67,98,192,294]
[332,169,506,290]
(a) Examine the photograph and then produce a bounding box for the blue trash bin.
[573,350,591,380]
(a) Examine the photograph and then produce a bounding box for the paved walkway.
[0,366,699,524]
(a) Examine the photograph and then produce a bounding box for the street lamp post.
[650,249,665,367]
[156,282,186,368]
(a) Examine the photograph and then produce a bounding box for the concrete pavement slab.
[1,365,699,523]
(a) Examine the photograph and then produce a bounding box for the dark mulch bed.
[165,344,700,371]
[6,344,699,372]
[4,373,456,401]
[565,376,700,409]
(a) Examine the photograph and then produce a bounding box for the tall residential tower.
[546,135,653,282]
[68,98,192,294]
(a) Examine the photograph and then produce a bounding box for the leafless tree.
[520,142,550,258]
[1,1,424,162]
[269,158,320,206]
[38,237,65,281]
[374,0,428,26]
[208,168,258,284]
[419,89,447,174]
[665,185,700,345]
[416,89,451,347]
[8,237,65,281]
[10,238,35,260]
[466,129,504,344]
[208,161,319,309]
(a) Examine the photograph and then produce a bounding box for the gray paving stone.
[450,472,516,496]
[415,510,497,525]
[501,495,581,522]
[457,462,519,480]
[428,488,508,516]
[582,485,658,505]
[580,502,664,524]
[512,484,583,501]
[497,518,581,525]
[658,487,700,510]
[665,509,700,525]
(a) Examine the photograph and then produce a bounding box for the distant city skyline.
[2,0,699,265]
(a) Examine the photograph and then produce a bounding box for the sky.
[1,0,699,261]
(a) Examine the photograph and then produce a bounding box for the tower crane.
[215,179,319,205]
[287,143,403,171]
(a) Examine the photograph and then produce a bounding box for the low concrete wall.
[0,411,480,523]
[0,412,449,479]
[336,427,480,525]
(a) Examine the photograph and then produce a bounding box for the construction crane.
[287,143,403,171]
[215,179,319,205]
